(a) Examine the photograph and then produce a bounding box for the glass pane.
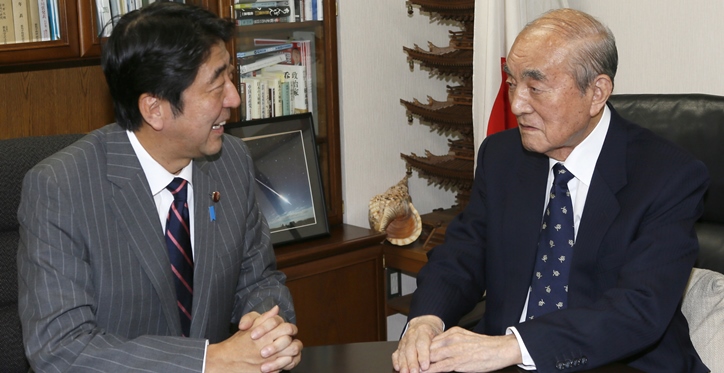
[0,0,61,43]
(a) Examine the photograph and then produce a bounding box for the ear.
[589,74,613,116]
[138,93,164,131]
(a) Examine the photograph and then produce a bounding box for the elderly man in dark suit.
[393,8,709,373]
[17,2,301,372]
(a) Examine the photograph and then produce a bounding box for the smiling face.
[505,28,606,161]
[167,41,240,158]
[144,41,241,172]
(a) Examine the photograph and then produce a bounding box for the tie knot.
[552,163,575,186]
[167,177,188,202]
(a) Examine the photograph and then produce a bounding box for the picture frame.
[225,113,329,246]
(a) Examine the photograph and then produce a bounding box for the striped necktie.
[527,163,575,320]
[165,177,193,336]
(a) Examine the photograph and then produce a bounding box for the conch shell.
[368,175,422,246]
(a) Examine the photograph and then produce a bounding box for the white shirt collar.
[551,105,611,186]
[126,130,194,195]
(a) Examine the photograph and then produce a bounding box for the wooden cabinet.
[0,0,82,66]
[275,224,388,346]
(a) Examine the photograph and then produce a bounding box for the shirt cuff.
[202,339,209,373]
[506,326,536,370]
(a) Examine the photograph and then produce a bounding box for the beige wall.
[337,2,458,229]
[568,0,724,96]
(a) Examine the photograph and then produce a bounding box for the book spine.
[236,43,293,58]
[26,0,40,41]
[315,0,322,20]
[235,17,283,26]
[12,0,29,42]
[36,0,48,40]
[243,77,262,120]
[303,0,311,22]
[244,80,253,120]
[47,0,58,40]
[235,6,290,19]
[280,81,291,116]
[238,81,247,121]
[238,53,286,74]
[95,0,112,37]
[0,0,16,44]
[258,79,268,118]
[233,1,286,9]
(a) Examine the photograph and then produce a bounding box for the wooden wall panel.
[1,65,114,139]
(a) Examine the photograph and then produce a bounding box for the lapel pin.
[211,191,221,203]
[209,206,216,222]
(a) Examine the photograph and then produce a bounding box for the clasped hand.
[391,315,521,373]
[207,305,303,373]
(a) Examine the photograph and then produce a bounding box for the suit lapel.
[189,158,220,338]
[104,125,181,336]
[569,107,628,305]
[502,151,550,323]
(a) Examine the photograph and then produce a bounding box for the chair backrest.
[609,94,724,274]
[682,268,724,372]
[0,134,84,373]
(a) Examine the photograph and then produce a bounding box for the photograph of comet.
[243,130,317,233]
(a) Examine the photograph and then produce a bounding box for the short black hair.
[102,1,235,131]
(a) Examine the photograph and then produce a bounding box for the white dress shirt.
[127,130,209,369]
[507,105,611,370]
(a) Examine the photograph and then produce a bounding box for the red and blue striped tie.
[165,177,193,337]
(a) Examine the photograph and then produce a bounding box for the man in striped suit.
[17,2,301,372]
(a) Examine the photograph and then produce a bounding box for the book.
[26,0,41,41]
[235,6,290,19]
[236,17,283,26]
[94,0,112,37]
[36,0,49,40]
[236,43,293,59]
[0,0,16,44]
[233,1,287,9]
[47,0,59,40]
[238,52,286,74]
[12,0,30,43]
[242,76,263,120]
[261,64,307,114]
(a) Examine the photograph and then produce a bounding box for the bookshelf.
[1,0,342,228]
[223,0,342,226]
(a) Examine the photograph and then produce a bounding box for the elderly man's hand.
[391,315,444,373]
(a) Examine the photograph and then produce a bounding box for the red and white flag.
[472,0,569,161]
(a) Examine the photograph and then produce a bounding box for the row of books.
[95,0,184,37]
[233,0,322,26]
[236,36,316,121]
[0,0,59,44]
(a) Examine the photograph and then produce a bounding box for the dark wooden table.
[289,341,643,373]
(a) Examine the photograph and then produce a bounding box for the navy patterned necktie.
[165,177,193,336]
[527,163,575,320]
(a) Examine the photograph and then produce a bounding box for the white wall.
[568,0,724,95]
[337,2,458,230]
[337,0,724,340]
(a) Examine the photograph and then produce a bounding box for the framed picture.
[225,113,329,246]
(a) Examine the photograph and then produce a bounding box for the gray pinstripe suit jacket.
[17,123,294,372]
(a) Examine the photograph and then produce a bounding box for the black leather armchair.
[0,134,84,373]
[609,94,724,274]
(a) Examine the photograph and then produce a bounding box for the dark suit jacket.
[17,124,294,372]
[409,106,710,373]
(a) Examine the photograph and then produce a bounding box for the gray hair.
[524,8,618,94]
